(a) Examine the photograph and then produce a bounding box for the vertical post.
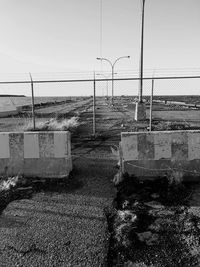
[106,80,108,98]
[93,72,96,136]
[29,73,36,130]
[111,66,114,105]
[139,0,145,103]
[149,79,154,131]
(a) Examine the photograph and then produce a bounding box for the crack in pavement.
[5,244,46,256]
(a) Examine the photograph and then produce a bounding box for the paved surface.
[0,195,110,267]
[0,98,142,267]
[0,150,117,267]
[0,99,122,267]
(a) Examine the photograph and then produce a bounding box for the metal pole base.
[134,102,146,121]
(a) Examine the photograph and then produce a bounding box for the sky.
[0,0,200,96]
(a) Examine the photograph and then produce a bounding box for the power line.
[0,75,200,84]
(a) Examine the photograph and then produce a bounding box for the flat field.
[0,95,200,132]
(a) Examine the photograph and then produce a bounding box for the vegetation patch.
[107,173,200,267]
[0,175,32,215]
[18,116,80,132]
[152,120,191,131]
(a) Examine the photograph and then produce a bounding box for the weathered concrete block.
[121,131,200,180]
[0,131,72,178]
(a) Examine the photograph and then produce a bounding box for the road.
[0,98,134,267]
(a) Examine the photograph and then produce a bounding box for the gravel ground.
[0,197,109,267]
[0,98,126,267]
[0,138,117,267]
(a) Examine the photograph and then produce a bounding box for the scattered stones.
[156,209,175,217]
[137,231,159,246]
[114,223,133,248]
[148,217,176,233]
[122,200,130,209]
[117,210,137,223]
[149,208,175,217]
[110,172,200,266]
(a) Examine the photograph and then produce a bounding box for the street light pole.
[139,0,145,103]
[111,65,114,104]
[97,56,130,105]
[29,73,36,130]
[96,72,117,99]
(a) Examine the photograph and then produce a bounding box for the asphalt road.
[0,194,111,267]
[0,99,121,267]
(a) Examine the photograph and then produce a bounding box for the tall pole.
[29,73,36,130]
[149,79,154,131]
[111,65,114,105]
[106,80,108,98]
[93,72,96,136]
[139,0,145,103]
[96,73,116,99]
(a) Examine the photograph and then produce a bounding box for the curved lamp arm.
[96,57,113,68]
[113,56,130,67]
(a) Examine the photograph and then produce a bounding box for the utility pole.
[135,0,146,121]
[149,78,154,131]
[139,0,145,103]
[29,73,36,130]
[93,72,96,136]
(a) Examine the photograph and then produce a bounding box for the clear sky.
[0,0,200,96]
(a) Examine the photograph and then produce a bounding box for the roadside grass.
[15,116,80,132]
[0,176,19,192]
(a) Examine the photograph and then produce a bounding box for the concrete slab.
[0,131,72,178]
[121,130,200,180]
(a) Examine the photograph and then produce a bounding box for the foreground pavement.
[0,99,125,267]
[0,150,116,267]
[0,194,110,267]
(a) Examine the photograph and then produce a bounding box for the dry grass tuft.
[0,176,19,191]
[20,116,80,132]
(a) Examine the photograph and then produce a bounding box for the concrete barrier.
[0,131,72,178]
[120,130,200,180]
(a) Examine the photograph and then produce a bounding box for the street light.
[96,72,117,98]
[96,56,130,105]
